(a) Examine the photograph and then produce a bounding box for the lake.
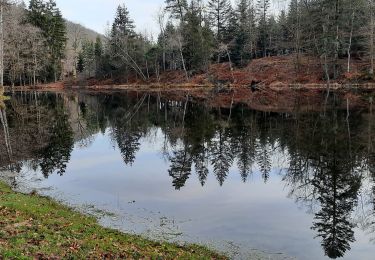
[0,90,375,259]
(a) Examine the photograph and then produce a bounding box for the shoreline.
[0,181,226,259]
[3,82,375,113]
[4,82,375,91]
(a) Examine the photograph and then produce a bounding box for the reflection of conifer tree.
[236,125,257,183]
[362,170,375,242]
[255,116,273,183]
[168,145,192,190]
[310,111,362,259]
[186,105,215,187]
[283,109,369,259]
[39,111,74,178]
[110,97,147,166]
[311,160,361,259]
[287,151,311,185]
[114,127,142,166]
[256,139,271,183]
[209,127,234,186]
[193,144,209,186]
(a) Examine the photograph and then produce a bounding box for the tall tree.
[257,0,270,57]
[207,0,231,45]
[182,0,214,71]
[368,0,375,75]
[165,0,188,22]
[231,0,257,65]
[28,0,67,82]
[109,4,147,81]
[287,0,301,68]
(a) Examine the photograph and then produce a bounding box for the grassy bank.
[0,182,226,259]
[0,87,5,109]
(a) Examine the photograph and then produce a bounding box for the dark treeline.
[1,91,375,258]
[78,0,375,83]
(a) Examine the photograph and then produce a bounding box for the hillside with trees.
[65,21,105,79]
[0,0,102,88]
[76,0,375,87]
[1,0,375,88]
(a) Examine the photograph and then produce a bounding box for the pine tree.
[257,0,270,57]
[287,0,300,52]
[28,0,66,82]
[207,0,232,44]
[76,52,84,73]
[109,4,143,80]
[111,5,135,38]
[277,10,289,54]
[165,0,188,22]
[94,36,103,75]
[229,0,256,66]
[81,40,95,77]
[94,36,103,58]
[182,1,214,71]
[267,15,279,55]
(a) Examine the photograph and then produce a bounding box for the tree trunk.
[347,11,355,73]
[334,0,340,79]
[145,59,150,79]
[226,48,235,83]
[178,35,189,80]
[295,0,301,71]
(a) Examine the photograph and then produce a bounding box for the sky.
[25,0,165,36]
[24,0,290,37]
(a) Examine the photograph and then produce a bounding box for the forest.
[78,0,375,85]
[0,0,375,88]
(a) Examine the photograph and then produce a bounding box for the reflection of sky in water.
[12,128,373,260]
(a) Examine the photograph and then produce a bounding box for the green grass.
[0,182,226,259]
[0,92,9,109]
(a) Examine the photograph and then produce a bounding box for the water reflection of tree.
[311,161,361,259]
[0,92,74,177]
[4,91,375,259]
[210,126,234,186]
[38,107,74,177]
[168,144,192,190]
[113,125,142,166]
[193,143,209,186]
[234,119,257,183]
[284,109,367,259]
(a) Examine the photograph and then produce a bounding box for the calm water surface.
[0,90,375,259]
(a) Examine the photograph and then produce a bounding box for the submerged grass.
[0,182,226,259]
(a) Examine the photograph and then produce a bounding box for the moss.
[0,181,226,259]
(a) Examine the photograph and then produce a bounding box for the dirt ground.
[4,55,375,112]
[63,55,373,87]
